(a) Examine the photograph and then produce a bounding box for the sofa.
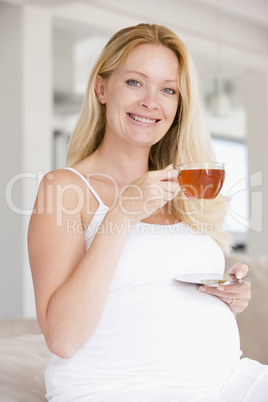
[0,253,267,401]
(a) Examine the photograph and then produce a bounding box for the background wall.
[0,0,268,319]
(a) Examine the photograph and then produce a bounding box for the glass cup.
[177,162,225,200]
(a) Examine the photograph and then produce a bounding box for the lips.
[128,113,160,124]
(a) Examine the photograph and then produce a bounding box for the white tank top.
[45,168,241,401]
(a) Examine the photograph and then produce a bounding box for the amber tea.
[177,163,225,200]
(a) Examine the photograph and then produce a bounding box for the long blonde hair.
[67,23,232,253]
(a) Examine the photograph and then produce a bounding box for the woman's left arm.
[199,263,251,315]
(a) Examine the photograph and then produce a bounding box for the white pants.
[46,358,268,402]
[215,358,268,402]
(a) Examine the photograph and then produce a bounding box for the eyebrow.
[125,70,178,83]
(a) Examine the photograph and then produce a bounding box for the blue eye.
[126,80,141,87]
[163,88,175,95]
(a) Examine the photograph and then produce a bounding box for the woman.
[28,24,267,401]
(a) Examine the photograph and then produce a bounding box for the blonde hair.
[67,23,232,253]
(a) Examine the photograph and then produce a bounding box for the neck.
[91,137,151,186]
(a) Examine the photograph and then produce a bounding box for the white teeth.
[130,114,157,124]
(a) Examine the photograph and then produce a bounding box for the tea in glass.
[177,163,225,200]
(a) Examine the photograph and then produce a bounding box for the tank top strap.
[65,167,105,207]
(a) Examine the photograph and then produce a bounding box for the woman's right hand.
[112,165,180,222]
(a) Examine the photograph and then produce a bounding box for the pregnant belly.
[83,280,241,387]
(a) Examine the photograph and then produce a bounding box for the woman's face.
[96,43,179,149]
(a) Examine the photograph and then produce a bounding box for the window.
[212,137,249,239]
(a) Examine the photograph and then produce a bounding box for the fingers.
[157,180,180,198]
[147,167,180,200]
[199,282,251,300]
[149,166,179,182]
[199,281,251,314]
[224,288,251,313]
[115,167,180,220]
[140,181,179,215]
[216,281,251,295]
[226,263,249,279]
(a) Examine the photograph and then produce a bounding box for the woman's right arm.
[28,167,179,358]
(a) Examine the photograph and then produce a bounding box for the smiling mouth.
[128,113,160,124]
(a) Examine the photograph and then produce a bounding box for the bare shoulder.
[34,168,99,218]
[38,168,83,192]
[28,168,90,285]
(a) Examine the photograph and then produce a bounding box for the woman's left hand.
[199,263,251,315]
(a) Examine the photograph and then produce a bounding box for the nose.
[138,90,159,110]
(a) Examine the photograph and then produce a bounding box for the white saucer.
[173,273,254,287]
